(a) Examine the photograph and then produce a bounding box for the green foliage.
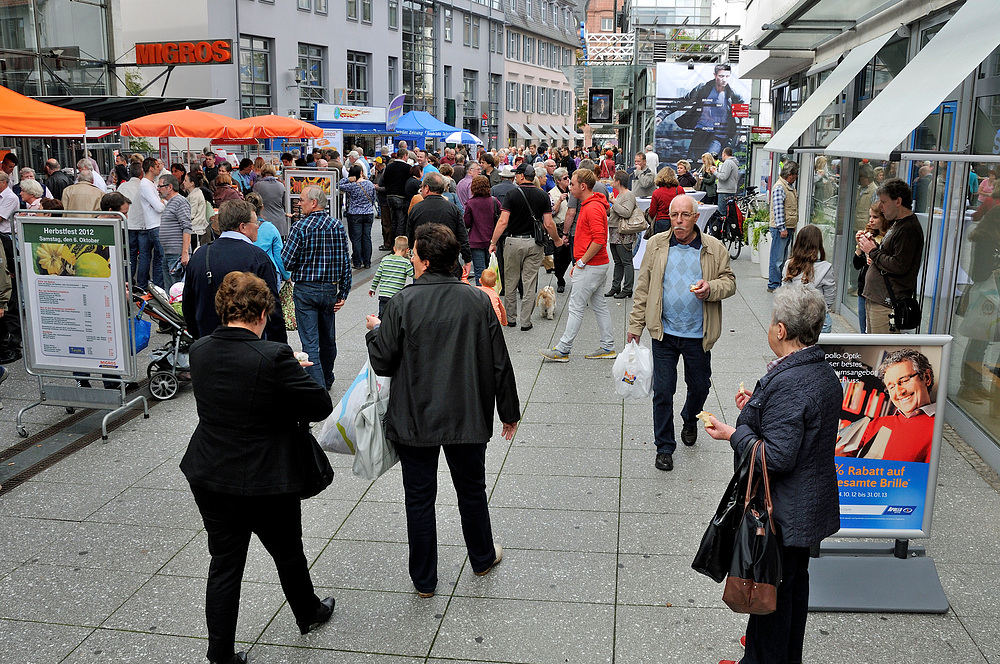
[123,68,145,97]
[747,207,771,250]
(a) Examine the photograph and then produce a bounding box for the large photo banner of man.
[654,63,750,168]
[819,335,952,538]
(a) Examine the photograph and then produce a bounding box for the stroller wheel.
[149,371,179,400]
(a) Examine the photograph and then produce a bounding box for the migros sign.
[135,40,233,66]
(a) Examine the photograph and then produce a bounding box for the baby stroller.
[132,284,193,400]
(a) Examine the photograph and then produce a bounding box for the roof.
[393,111,461,138]
[32,96,226,125]
[504,0,581,47]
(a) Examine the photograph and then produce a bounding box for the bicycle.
[733,185,760,219]
[706,198,744,260]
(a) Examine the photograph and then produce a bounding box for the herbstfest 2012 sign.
[16,219,132,375]
[820,334,952,539]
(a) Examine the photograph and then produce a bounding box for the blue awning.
[314,121,389,134]
[392,110,462,138]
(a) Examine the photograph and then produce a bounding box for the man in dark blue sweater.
[183,200,286,343]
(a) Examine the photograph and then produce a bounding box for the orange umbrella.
[0,85,86,137]
[230,114,323,139]
[120,108,252,139]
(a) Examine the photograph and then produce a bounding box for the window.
[239,36,271,118]
[562,90,570,116]
[315,0,328,13]
[510,0,516,11]
[346,51,369,105]
[463,13,471,46]
[347,0,357,20]
[507,30,518,59]
[402,0,436,113]
[522,84,533,112]
[526,0,532,18]
[495,23,503,54]
[444,65,452,98]
[388,0,398,29]
[472,16,480,49]
[562,47,571,67]
[388,56,397,98]
[298,0,311,10]
[541,0,546,23]
[538,41,546,67]
[444,8,452,41]
[362,0,372,23]
[601,17,613,31]
[463,69,478,118]
[297,44,325,120]
[507,81,518,111]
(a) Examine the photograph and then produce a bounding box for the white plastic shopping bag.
[318,360,385,455]
[487,251,502,294]
[612,340,653,400]
[352,362,398,480]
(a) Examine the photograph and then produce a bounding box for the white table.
[632,204,719,269]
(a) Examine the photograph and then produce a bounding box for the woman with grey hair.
[606,170,638,298]
[18,178,44,211]
[706,283,842,664]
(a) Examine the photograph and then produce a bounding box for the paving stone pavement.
[1,252,999,664]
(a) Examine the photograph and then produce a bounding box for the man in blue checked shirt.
[281,185,352,389]
[768,161,799,292]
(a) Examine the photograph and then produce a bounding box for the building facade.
[119,0,505,149]
[503,0,581,148]
[740,0,1000,473]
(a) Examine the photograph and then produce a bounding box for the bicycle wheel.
[726,233,742,260]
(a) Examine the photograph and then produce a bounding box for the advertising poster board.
[284,169,337,219]
[654,63,751,168]
[311,128,344,156]
[588,88,613,125]
[820,334,952,538]
[16,217,131,375]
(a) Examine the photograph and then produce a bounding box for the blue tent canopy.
[392,111,461,138]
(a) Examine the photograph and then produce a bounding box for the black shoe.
[298,596,335,635]
[614,291,632,299]
[363,263,371,269]
[556,283,565,293]
[681,422,697,446]
[0,348,22,364]
[604,288,619,297]
[520,323,533,331]
[211,652,247,664]
[655,453,674,471]
[507,321,517,328]
[378,245,391,251]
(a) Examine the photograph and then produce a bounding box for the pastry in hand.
[696,411,715,428]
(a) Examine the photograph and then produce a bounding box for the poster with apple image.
[17,219,130,374]
[819,334,951,539]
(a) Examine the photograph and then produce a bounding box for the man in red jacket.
[541,168,616,361]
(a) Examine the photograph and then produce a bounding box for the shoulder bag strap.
[759,441,777,531]
[880,270,899,307]
[514,186,540,224]
[205,244,213,286]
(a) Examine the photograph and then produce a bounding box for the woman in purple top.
[463,175,501,285]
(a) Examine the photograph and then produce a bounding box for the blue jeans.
[651,334,712,455]
[293,281,339,389]
[857,295,867,333]
[346,213,374,267]
[471,248,489,286]
[163,252,183,291]
[768,228,794,290]
[129,228,165,290]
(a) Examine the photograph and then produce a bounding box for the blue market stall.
[392,110,462,149]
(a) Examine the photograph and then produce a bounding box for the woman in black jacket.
[706,283,842,664]
[365,223,520,598]
[180,272,335,664]
[852,202,886,333]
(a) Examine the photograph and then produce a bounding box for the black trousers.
[395,442,494,593]
[553,237,573,288]
[190,487,322,663]
[742,545,811,664]
[0,232,22,349]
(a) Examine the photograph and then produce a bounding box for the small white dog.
[536,286,556,320]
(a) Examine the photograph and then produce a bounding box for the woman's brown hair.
[471,175,492,198]
[784,224,825,285]
[215,271,274,325]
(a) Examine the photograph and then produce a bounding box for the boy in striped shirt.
[370,236,414,317]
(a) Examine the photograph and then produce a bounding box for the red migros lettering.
[211,40,231,63]
[134,40,233,66]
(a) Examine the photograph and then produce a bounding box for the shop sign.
[135,40,233,66]
[315,104,387,124]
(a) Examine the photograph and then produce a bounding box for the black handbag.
[299,425,334,499]
[692,442,757,583]
[881,271,921,331]
[722,440,782,615]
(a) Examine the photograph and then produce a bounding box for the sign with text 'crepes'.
[134,40,233,66]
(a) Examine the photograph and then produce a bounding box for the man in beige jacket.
[627,195,736,471]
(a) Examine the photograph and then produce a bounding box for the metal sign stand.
[12,211,149,441]
[808,333,953,613]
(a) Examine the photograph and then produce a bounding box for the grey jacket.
[730,345,842,548]
[716,157,739,194]
[631,166,655,198]
[253,177,288,237]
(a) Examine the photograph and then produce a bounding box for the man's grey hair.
[19,167,36,179]
[0,172,8,184]
[300,184,327,210]
[381,145,391,155]
[77,169,94,184]
[770,283,826,347]
[876,348,934,389]
[553,167,568,180]
[544,159,556,167]
[780,161,799,178]
[669,194,698,215]
[158,174,180,193]
[218,200,255,232]
[20,179,43,198]
[76,157,95,172]
[578,158,595,173]
[645,144,653,152]
[422,171,446,194]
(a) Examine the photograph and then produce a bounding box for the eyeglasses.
[668,211,697,220]
[156,184,171,190]
[885,371,921,391]
[241,219,261,227]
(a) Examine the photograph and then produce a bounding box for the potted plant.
[747,207,770,264]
